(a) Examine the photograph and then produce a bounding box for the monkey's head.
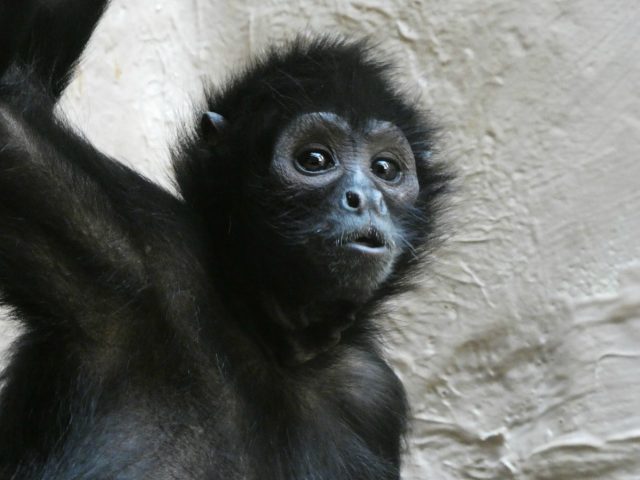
[176,38,449,309]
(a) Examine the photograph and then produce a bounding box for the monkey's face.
[265,112,420,302]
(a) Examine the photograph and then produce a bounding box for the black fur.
[0,2,450,479]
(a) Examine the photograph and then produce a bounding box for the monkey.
[0,1,450,478]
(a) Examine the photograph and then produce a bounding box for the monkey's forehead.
[284,111,406,137]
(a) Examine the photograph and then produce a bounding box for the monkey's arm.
[0,102,160,327]
[0,0,188,327]
[0,0,110,99]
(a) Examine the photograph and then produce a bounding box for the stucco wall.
[1,0,639,478]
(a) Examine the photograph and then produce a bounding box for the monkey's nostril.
[345,191,361,209]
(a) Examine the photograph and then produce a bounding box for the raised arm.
[0,102,152,320]
[0,1,182,327]
[0,0,110,99]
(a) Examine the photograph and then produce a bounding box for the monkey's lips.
[341,227,389,255]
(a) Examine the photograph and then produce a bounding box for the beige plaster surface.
[1,1,640,478]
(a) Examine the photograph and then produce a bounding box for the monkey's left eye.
[371,158,401,182]
[295,149,335,173]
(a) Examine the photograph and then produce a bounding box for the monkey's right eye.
[295,149,335,173]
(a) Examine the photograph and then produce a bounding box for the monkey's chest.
[73,351,403,480]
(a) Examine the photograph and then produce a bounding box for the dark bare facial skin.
[270,112,419,301]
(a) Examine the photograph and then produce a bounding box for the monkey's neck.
[258,293,358,365]
[214,239,363,364]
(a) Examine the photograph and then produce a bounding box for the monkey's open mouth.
[342,227,388,254]
[353,234,385,248]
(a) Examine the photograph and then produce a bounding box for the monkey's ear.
[201,111,228,146]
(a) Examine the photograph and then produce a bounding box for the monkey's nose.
[341,189,387,216]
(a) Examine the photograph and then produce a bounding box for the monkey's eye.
[371,158,401,182]
[295,149,335,173]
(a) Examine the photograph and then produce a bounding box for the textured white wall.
[1,0,640,478]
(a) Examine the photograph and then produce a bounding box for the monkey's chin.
[317,244,396,302]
